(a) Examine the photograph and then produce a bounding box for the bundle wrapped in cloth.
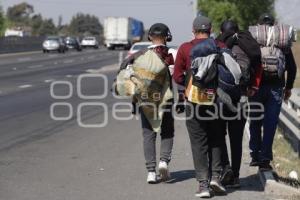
[249,24,297,48]
[116,49,173,133]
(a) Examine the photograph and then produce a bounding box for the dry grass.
[291,42,300,87]
[272,130,300,179]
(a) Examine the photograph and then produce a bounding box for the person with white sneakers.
[119,23,177,184]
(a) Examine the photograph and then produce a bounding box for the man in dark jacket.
[216,20,263,188]
[173,16,226,198]
[249,14,297,170]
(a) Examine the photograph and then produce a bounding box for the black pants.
[140,109,174,172]
[185,103,223,182]
[220,103,247,178]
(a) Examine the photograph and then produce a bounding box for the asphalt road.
[0,49,271,200]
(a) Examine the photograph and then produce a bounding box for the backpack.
[261,45,286,81]
[116,48,173,100]
[187,38,242,109]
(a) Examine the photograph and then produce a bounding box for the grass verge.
[272,129,300,188]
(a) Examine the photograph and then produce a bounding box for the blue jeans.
[249,85,283,161]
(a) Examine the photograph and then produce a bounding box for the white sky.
[1,0,299,45]
[1,0,196,45]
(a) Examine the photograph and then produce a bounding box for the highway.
[0,49,269,200]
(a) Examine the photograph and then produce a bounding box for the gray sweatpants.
[140,109,174,172]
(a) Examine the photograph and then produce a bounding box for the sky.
[1,0,299,45]
[1,0,196,45]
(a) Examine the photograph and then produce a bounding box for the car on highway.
[43,36,67,53]
[65,37,82,51]
[81,37,99,49]
[126,42,152,58]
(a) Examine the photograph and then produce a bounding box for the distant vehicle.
[4,27,32,37]
[81,37,99,49]
[65,37,82,51]
[126,42,151,58]
[104,17,144,50]
[43,36,67,53]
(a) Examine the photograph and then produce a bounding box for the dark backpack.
[189,38,242,108]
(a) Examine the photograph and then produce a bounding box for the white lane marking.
[88,56,96,60]
[18,84,33,89]
[54,62,58,65]
[44,79,55,83]
[66,75,73,78]
[49,54,58,58]
[63,60,74,64]
[28,64,44,69]
[86,64,119,74]
[12,67,17,70]
[18,57,32,62]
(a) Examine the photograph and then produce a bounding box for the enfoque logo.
[50,73,265,128]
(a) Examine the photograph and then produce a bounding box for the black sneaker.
[210,177,227,195]
[249,158,260,167]
[221,168,234,186]
[226,177,241,188]
[259,161,273,171]
[195,180,211,198]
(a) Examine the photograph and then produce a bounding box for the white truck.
[104,17,144,50]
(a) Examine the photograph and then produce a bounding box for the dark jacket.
[217,31,263,91]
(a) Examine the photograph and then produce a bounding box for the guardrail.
[0,36,45,54]
[279,88,300,157]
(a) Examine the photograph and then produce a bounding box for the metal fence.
[0,36,45,54]
[279,88,300,157]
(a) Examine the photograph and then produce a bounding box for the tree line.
[198,0,275,32]
[0,2,103,37]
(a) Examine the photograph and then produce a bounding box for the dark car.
[65,37,82,51]
[43,36,67,53]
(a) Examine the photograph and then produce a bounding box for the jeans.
[140,109,174,172]
[221,104,247,178]
[249,85,283,161]
[185,103,223,182]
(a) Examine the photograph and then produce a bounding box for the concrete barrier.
[279,88,300,157]
[0,36,44,54]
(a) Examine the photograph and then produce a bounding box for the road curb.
[258,163,300,198]
[245,122,300,198]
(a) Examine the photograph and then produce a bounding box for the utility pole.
[193,0,198,17]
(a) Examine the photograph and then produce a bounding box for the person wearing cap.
[173,16,227,198]
[248,14,297,170]
[216,20,263,188]
[120,23,177,184]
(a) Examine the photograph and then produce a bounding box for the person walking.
[118,23,176,183]
[173,16,227,198]
[248,14,297,170]
[216,20,263,188]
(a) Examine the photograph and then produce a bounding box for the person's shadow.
[166,170,195,184]
[226,174,264,194]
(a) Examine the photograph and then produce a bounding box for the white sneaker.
[147,172,157,184]
[158,161,170,181]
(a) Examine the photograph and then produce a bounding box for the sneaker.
[221,167,234,186]
[226,177,241,188]
[259,161,273,171]
[210,177,227,195]
[249,158,260,167]
[158,161,170,181]
[195,181,211,198]
[147,172,157,184]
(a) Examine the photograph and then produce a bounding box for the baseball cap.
[193,16,212,31]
